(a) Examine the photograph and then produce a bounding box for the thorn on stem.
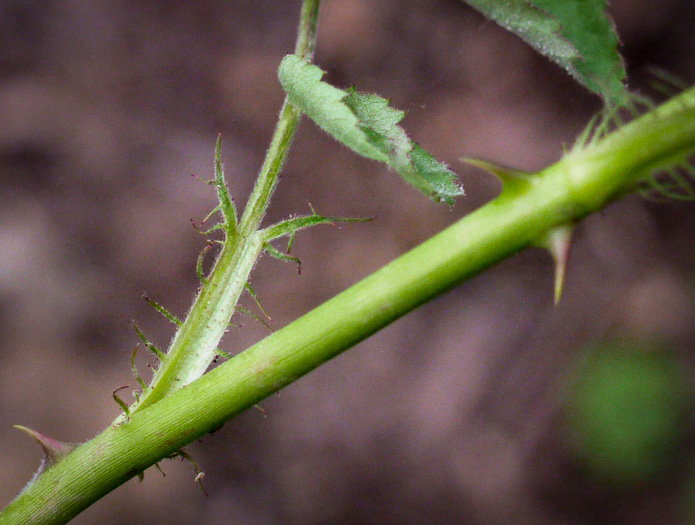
[535,223,574,304]
[112,385,131,420]
[13,425,76,468]
[460,157,533,194]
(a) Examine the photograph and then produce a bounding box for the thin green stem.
[237,100,301,235]
[3,86,694,525]
[123,0,322,417]
[294,0,320,61]
[126,234,264,414]
[239,0,320,235]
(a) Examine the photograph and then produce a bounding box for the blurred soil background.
[1,0,695,523]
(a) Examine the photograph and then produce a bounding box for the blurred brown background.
[1,1,695,523]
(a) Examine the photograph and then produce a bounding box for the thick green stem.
[3,87,694,525]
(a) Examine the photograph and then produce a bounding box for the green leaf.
[564,342,691,484]
[278,55,389,163]
[342,87,410,156]
[401,144,466,205]
[462,0,627,105]
[278,54,463,204]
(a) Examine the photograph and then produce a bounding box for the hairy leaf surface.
[462,0,627,104]
[278,54,463,204]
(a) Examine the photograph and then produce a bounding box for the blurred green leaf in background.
[563,341,693,486]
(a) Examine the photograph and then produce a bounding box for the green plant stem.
[3,86,694,525]
[130,234,264,412]
[238,0,319,235]
[123,0,322,417]
[293,0,320,61]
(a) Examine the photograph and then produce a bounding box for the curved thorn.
[175,449,208,496]
[112,385,131,421]
[196,241,215,283]
[131,344,147,390]
[13,425,76,467]
[461,158,534,194]
[133,323,166,362]
[535,224,574,304]
[244,283,272,322]
[214,134,238,235]
[237,307,273,331]
[143,295,182,327]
